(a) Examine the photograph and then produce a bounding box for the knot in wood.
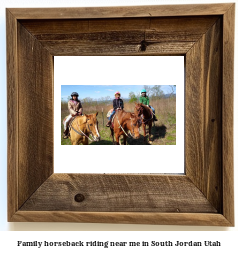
[140,40,147,51]
[74,193,85,202]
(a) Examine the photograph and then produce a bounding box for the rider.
[63,92,83,139]
[106,91,124,127]
[139,89,158,121]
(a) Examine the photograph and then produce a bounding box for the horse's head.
[128,114,141,139]
[85,112,100,142]
[134,102,143,117]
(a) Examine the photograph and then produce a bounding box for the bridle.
[129,117,140,138]
[71,117,99,142]
[116,112,138,138]
[135,105,143,116]
[135,105,153,124]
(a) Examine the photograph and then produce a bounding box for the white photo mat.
[54,56,184,174]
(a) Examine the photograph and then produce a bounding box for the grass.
[61,97,176,145]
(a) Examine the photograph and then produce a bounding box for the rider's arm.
[78,101,83,114]
[113,99,117,110]
[146,96,150,105]
[121,99,124,109]
[139,96,143,103]
[68,100,77,116]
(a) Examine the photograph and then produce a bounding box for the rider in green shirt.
[139,89,158,121]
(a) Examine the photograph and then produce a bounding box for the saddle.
[63,114,85,131]
[63,115,75,128]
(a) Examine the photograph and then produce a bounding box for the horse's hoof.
[149,141,153,144]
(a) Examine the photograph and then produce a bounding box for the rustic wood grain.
[38,41,192,56]
[20,174,217,213]
[6,9,18,221]
[20,16,218,34]
[19,17,218,56]
[11,211,232,226]
[186,18,223,212]
[8,3,233,19]
[17,23,54,208]
[222,4,235,226]
[6,4,234,225]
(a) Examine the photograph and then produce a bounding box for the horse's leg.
[123,134,127,145]
[70,132,76,145]
[83,137,88,145]
[148,121,153,144]
[75,137,80,145]
[143,123,147,143]
[115,133,120,145]
[71,139,76,145]
[110,127,115,145]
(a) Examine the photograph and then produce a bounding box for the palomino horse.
[69,113,100,145]
[110,109,140,145]
[134,103,153,144]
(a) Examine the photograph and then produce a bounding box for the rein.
[137,105,153,124]
[116,112,129,137]
[116,112,136,138]
[71,117,97,142]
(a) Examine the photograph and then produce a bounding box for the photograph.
[61,85,176,145]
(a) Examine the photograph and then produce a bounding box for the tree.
[129,92,137,103]
[169,85,176,97]
[151,85,164,98]
[82,97,93,103]
[143,85,152,96]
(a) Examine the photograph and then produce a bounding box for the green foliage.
[167,113,176,125]
[129,92,137,103]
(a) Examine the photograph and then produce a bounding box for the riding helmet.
[71,92,79,97]
[141,89,146,94]
[115,91,121,96]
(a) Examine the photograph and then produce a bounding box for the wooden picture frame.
[7,3,234,226]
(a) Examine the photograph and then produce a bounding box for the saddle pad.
[63,115,75,127]
[107,109,113,118]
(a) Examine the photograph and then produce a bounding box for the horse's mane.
[136,103,151,117]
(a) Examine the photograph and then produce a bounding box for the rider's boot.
[63,128,69,139]
[153,115,158,121]
[106,120,111,127]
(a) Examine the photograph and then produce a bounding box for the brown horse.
[134,103,153,144]
[69,113,100,145]
[110,110,140,145]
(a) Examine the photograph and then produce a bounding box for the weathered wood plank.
[186,18,222,212]
[19,16,219,56]
[17,23,54,208]
[40,41,193,56]
[20,16,218,34]
[222,3,235,226]
[12,211,232,226]
[20,174,217,213]
[6,9,18,221]
[8,4,233,19]
[33,31,201,43]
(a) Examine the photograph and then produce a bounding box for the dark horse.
[110,109,140,145]
[134,102,154,144]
